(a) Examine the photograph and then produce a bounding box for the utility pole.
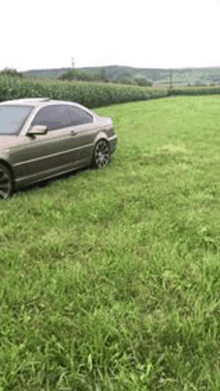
[71,57,75,68]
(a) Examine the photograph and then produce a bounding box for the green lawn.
[1,96,220,390]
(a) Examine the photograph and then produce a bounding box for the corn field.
[0,76,168,108]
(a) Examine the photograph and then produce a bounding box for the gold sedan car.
[0,98,117,199]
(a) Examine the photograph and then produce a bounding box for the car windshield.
[0,105,33,135]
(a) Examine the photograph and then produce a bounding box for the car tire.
[0,164,13,200]
[92,139,110,169]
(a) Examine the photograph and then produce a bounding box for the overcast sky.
[1,0,220,72]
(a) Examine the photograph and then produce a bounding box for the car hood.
[0,135,21,150]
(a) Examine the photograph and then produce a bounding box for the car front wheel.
[0,164,13,200]
[93,139,110,169]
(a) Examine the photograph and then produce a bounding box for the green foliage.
[113,77,137,86]
[59,68,109,83]
[195,80,207,86]
[23,65,220,87]
[0,67,23,78]
[97,67,109,82]
[1,73,220,109]
[121,77,137,85]
[134,74,153,86]
[113,70,133,83]
[59,69,95,82]
[0,75,167,107]
[2,96,220,390]
[169,86,220,96]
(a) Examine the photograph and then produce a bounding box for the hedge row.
[0,76,168,108]
[170,86,220,96]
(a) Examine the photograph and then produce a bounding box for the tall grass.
[1,96,220,390]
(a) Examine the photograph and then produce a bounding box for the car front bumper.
[108,134,118,154]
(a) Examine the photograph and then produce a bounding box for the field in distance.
[23,65,220,87]
[1,96,220,390]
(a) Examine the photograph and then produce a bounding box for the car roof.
[0,98,87,109]
[0,98,51,107]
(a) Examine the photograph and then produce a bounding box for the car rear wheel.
[93,139,110,169]
[0,164,13,200]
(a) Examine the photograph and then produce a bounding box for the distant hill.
[23,65,220,87]
[22,68,71,79]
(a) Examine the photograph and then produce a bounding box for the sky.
[1,0,220,72]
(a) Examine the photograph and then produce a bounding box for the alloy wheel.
[94,140,110,169]
[0,165,13,200]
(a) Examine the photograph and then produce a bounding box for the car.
[0,98,117,199]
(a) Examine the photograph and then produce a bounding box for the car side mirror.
[28,125,48,136]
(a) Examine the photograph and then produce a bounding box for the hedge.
[169,86,220,96]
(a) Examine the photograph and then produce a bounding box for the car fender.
[0,150,10,164]
[0,154,14,182]
[93,131,109,148]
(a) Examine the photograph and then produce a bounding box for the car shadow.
[12,166,91,198]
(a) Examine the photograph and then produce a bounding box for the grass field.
[1,96,220,390]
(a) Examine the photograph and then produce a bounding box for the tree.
[59,69,95,82]
[97,68,109,82]
[0,67,23,78]
[134,74,152,87]
[113,71,132,83]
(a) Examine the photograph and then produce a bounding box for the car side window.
[67,105,93,126]
[32,105,70,131]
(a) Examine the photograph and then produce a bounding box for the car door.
[13,104,84,185]
[66,104,97,166]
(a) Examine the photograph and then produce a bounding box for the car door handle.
[70,130,77,136]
